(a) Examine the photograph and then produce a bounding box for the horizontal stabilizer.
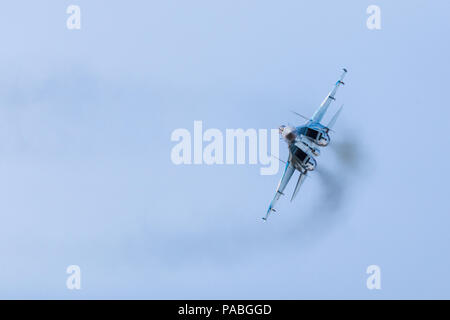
[291,110,310,121]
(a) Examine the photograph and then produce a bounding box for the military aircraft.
[263,68,347,221]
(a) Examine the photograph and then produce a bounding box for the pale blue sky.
[0,1,449,299]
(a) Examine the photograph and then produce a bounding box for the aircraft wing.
[311,68,347,123]
[263,161,295,221]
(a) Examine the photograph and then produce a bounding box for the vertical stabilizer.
[327,105,343,131]
[291,172,307,202]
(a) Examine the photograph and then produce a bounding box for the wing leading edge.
[311,68,347,123]
[263,161,295,221]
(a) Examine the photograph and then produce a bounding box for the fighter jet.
[263,69,347,221]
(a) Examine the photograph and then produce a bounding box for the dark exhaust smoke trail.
[284,130,368,245]
[315,135,365,211]
[140,131,369,265]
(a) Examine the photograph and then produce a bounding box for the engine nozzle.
[279,125,297,143]
[305,157,317,171]
[318,132,330,146]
